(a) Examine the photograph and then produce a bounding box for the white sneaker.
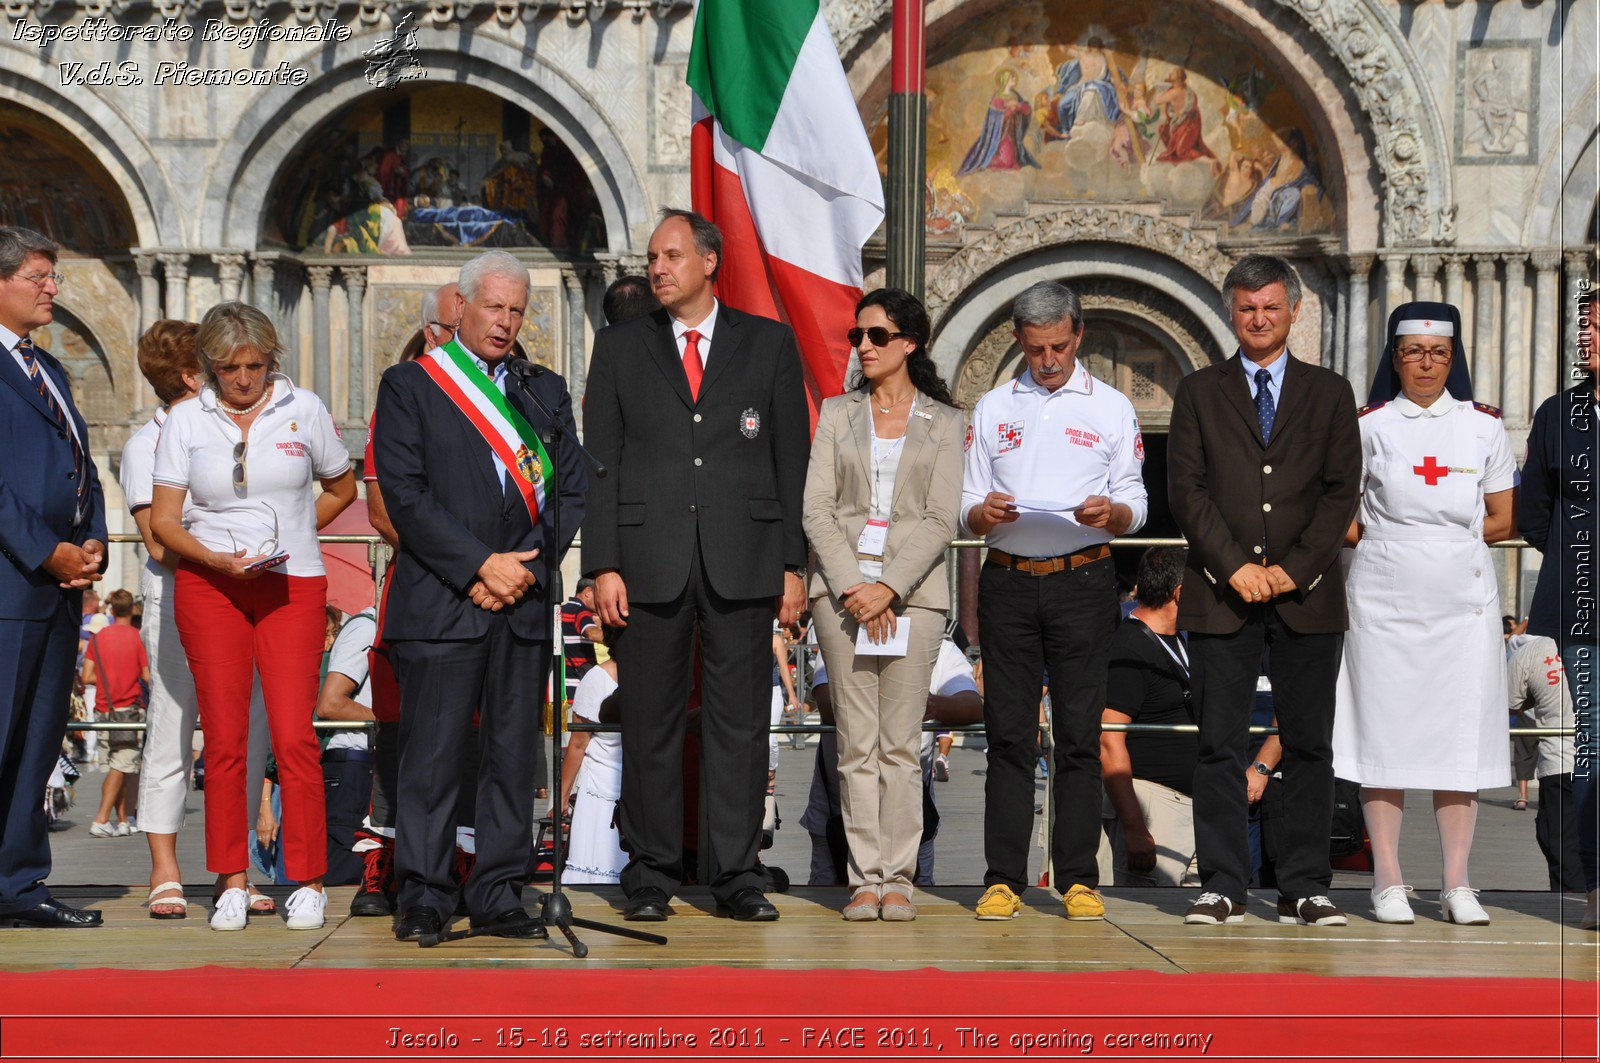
[284,887,327,930]
[1441,886,1491,926]
[210,887,249,931]
[88,820,117,839]
[114,821,131,837]
[1372,884,1415,924]
[1581,889,1599,931]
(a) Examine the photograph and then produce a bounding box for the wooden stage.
[6,885,1597,980]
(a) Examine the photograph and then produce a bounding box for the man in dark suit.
[584,209,809,922]
[0,227,106,929]
[374,250,586,941]
[1167,254,1361,928]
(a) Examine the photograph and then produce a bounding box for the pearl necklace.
[872,391,912,415]
[218,390,270,417]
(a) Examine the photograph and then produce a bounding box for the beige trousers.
[1096,777,1201,888]
[813,598,944,898]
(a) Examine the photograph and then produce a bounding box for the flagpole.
[886,0,927,300]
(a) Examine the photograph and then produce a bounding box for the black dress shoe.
[471,911,543,939]
[0,898,103,928]
[393,907,442,942]
[717,888,779,922]
[623,887,671,922]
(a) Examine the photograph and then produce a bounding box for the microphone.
[506,355,545,379]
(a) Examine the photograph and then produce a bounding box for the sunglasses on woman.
[847,326,910,348]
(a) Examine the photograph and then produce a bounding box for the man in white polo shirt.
[962,280,1147,922]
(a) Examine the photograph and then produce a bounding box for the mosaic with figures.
[881,0,1338,239]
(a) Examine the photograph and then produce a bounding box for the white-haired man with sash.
[373,250,587,942]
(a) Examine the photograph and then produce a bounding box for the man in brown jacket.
[1167,254,1361,928]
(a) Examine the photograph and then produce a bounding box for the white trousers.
[135,568,271,835]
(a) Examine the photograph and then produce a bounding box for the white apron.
[1332,395,1517,791]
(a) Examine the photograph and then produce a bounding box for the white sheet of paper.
[855,618,911,657]
[1014,498,1088,512]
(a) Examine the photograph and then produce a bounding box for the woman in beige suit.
[802,288,964,922]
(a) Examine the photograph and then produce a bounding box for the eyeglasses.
[847,327,910,348]
[1396,345,1453,365]
[232,441,248,489]
[228,503,281,558]
[10,271,63,288]
[427,320,457,333]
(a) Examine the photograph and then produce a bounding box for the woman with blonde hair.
[150,302,356,930]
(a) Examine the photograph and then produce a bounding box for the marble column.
[158,252,189,320]
[1344,254,1374,400]
[251,253,278,331]
[1530,251,1562,411]
[307,265,334,401]
[1500,252,1529,423]
[133,253,160,408]
[1382,252,1409,322]
[1333,268,1350,378]
[341,265,367,421]
[1411,253,1440,303]
[1442,254,1466,310]
[1566,251,1595,374]
[1471,254,1498,402]
[563,269,588,417]
[214,253,247,303]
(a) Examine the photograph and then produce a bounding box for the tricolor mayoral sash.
[417,339,554,526]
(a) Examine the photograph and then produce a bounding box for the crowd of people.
[0,214,1594,941]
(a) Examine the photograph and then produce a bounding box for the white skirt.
[564,788,625,884]
[1333,537,1511,791]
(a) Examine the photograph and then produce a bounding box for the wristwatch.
[1252,761,1272,777]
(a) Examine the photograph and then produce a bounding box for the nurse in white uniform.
[1333,302,1517,926]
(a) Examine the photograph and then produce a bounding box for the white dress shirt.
[961,362,1148,557]
[670,299,719,368]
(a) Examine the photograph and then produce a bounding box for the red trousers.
[175,563,328,880]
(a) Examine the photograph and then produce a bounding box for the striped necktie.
[17,337,89,516]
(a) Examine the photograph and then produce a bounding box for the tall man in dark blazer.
[1168,254,1361,928]
[0,227,107,929]
[374,250,587,941]
[584,209,809,922]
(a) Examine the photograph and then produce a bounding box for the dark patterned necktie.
[1254,367,1276,445]
[17,337,89,515]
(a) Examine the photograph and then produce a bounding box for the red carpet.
[0,968,1595,1061]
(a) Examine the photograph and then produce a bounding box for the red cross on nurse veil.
[1413,456,1449,485]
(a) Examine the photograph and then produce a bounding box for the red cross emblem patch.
[997,421,1024,454]
[1413,456,1448,485]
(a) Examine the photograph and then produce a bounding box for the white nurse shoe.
[1372,884,1415,924]
[1441,886,1491,926]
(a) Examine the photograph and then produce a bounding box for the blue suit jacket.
[0,338,106,621]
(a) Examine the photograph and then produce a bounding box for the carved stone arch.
[841,0,1449,247]
[927,207,1234,323]
[952,277,1223,417]
[0,57,178,247]
[929,235,1237,390]
[200,30,651,251]
[1523,82,1599,246]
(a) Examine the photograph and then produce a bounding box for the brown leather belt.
[986,543,1111,575]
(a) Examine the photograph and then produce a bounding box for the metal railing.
[89,534,1551,738]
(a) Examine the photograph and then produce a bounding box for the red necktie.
[682,329,704,401]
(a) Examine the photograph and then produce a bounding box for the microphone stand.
[420,357,666,955]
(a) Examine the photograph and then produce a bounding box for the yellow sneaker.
[975,884,1021,920]
[1063,883,1105,921]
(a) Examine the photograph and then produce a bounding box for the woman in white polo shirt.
[119,320,273,922]
[150,302,357,931]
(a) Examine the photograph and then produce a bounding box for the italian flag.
[688,0,885,427]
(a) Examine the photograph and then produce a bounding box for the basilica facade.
[0,0,1593,602]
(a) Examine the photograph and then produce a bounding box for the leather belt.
[986,543,1111,575]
